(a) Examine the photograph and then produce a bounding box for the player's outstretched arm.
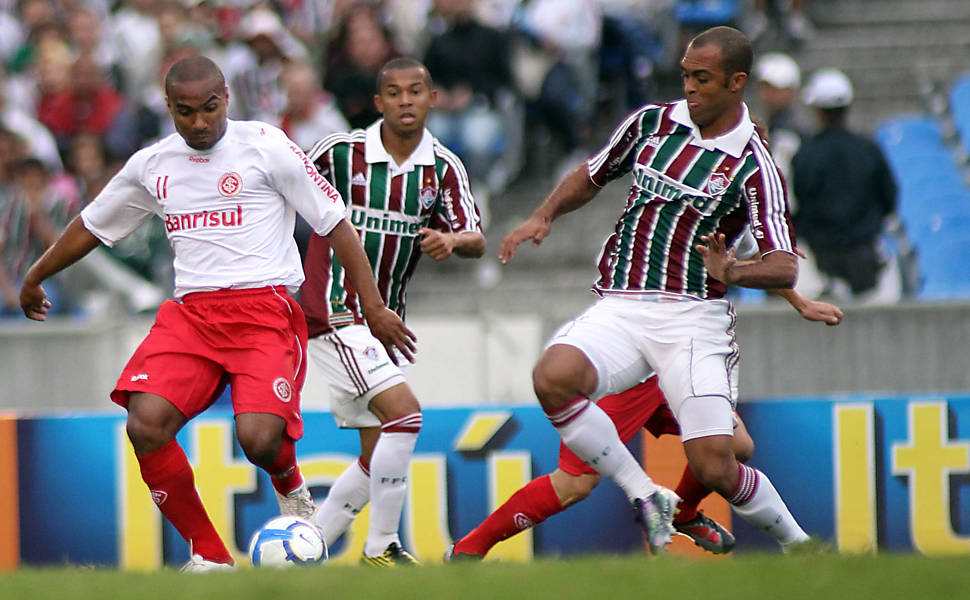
[327,218,417,363]
[499,165,600,264]
[417,229,485,261]
[696,233,797,289]
[771,287,843,325]
[20,215,101,321]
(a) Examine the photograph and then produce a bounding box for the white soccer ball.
[248,515,328,568]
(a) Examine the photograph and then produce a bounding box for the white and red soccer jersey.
[81,120,346,297]
[587,100,795,300]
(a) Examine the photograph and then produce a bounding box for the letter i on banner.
[833,403,876,553]
[118,423,162,571]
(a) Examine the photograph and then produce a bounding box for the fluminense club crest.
[419,185,437,209]
[707,172,730,195]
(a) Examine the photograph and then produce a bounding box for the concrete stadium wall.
[2,301,969,412]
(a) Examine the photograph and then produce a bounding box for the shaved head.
[376,57,431,92]
[164,55,225,97]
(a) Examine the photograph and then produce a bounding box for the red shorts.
[111,286,309,440]
[558,376,680,476]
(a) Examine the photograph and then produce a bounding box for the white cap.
[239,9,285,41]
[754,52,801,89]
[802,68,854,108]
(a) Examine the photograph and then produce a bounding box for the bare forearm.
[24,215,101,285]
[327,219,384,313]
[724,251,798,289]
[452,232,486,258]
[532,164,600,223]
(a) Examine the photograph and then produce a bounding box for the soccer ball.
[248,515,328,568]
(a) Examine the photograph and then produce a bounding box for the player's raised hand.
[365,306,417,365]
[20,280,52,321]
[499,215,551,264]
[798,299,844,326]
[417,228,455,261]
[696,233,736,284]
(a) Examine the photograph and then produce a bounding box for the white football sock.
[313,458,371,547]
[729,463,809,546]
[548,398,657,501]
[364,413,421,557]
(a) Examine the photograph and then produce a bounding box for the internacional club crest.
[273,377,293,402]
[218,172,243,197]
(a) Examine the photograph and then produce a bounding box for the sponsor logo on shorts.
[218,172,243,197]
[367,361,390,374]
[151,490,168,505]
[363,346,379,361]
[130,373,149,382]
[513,513,534,530]
[273,377,293,402]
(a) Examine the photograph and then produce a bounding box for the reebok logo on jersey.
[130,373,149,382]
[188,156,210,163]
[352,172,367,186]
[150,490,168,505]
[273,377,293,402]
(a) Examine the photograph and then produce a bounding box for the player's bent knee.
[551,470,600,507]
[733,436,754,463]
[236,422,285,467]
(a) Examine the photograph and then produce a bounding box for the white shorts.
[307,324,407,429]
[547,295,740,441]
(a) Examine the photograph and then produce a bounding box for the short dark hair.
[164,55,225,96]
[376,57,431,91]
[690,26,753,77]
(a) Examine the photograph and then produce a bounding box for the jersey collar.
[669,100,755,158]
[364,119,435,173]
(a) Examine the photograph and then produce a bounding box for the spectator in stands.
[792,69,897,301]
[0,151,80,316]
[753,51,809,186]
[230,8,309,122]
[597,1,671,112]
[65,132,114,206]
[745,0,814,47]
[423,0,513,185]
[66,5,123,92]
[278,61,349,152]
[107,0,162,109]
[0,63,62,173]
[36,52,139,159]
[511,0,599,174]
[324,4,399,130]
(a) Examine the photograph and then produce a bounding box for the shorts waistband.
[602,291,693,303]
[180,286,290,303]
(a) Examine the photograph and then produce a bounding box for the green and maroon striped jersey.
[587,100,796,300]
[301,121,482,336]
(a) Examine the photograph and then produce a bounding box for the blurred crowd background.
[1,0,968,321]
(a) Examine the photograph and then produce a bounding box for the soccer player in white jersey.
[300,57,485,566]
[18,56,415,572]
[499,26,809,554]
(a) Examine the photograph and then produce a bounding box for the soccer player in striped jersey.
[498,26,806,554]
[300,57,485,566]
[448,234,843,560]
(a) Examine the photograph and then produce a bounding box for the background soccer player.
[300,57,485,566]
[19,56,414,572]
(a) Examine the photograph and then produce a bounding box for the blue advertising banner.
[12,393,970,568]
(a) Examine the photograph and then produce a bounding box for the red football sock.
[674,463,711,523]
[266,436,303,495]
[137,440,233,564]
[454,474,564,557]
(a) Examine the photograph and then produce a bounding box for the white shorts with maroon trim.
[111,286,309,440]
[547,295,740,441]
[306,324,407,429]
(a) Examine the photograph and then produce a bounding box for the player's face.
[374,66,436,138]
[681,43,745,133]
[166,78,229,151]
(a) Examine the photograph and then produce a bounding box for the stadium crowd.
[7,0,911,322]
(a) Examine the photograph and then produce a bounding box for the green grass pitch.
[1,554,966,600]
